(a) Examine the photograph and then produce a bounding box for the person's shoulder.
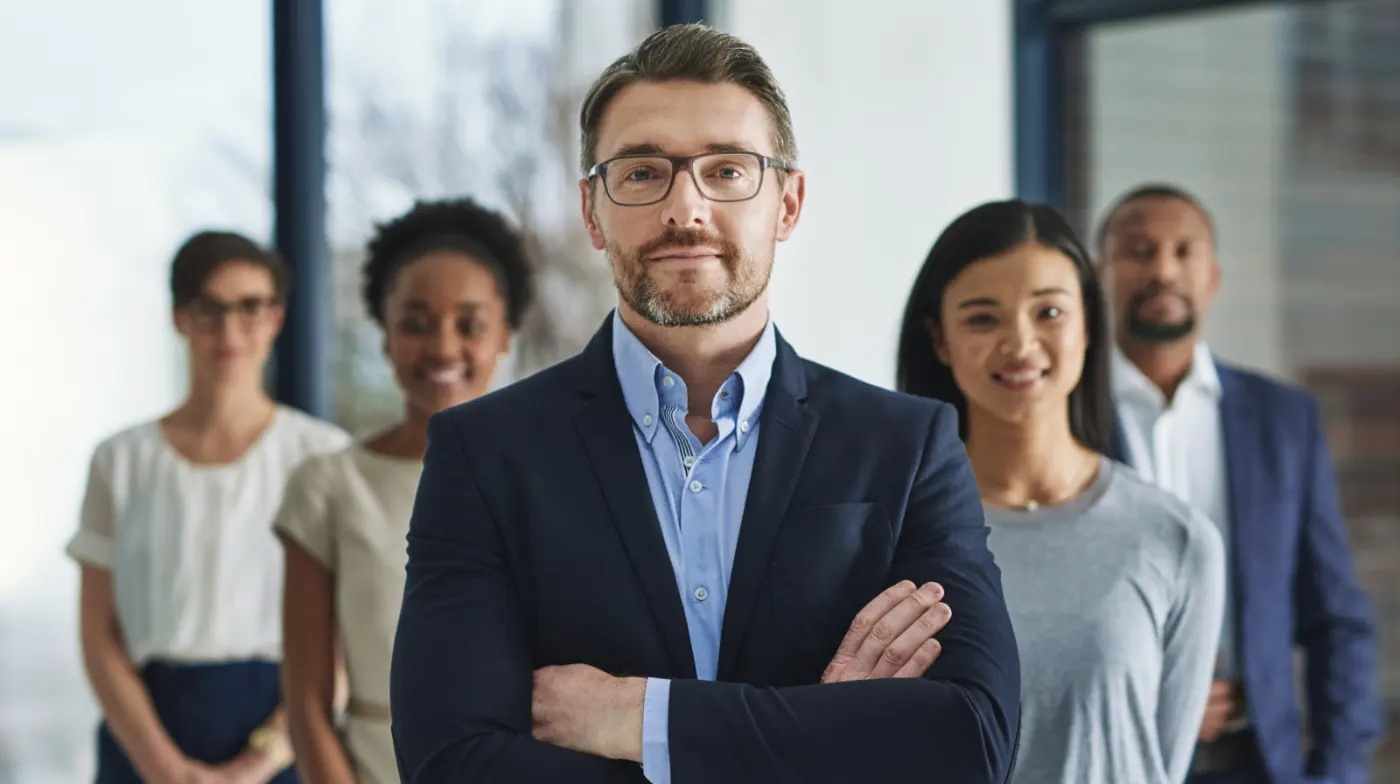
[284,442,361,491]
[799,357,951,421]
[1102,459,1223,562]
[1215,359,1316,413]
[274,406,354,454]
[94,418,160,451]
[436,354,584,430]
[89,419,163,471]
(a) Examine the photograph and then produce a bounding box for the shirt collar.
[610,310,776,450]
[1111,341,1221,407]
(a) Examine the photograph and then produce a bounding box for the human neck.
[170,374,275,433]
[965,405,1098,509]
[618,298,770,414]
[1117,332,1198,402]
[366,408,432,460]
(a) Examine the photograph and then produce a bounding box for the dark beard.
[1125,286,1196,343]
[1127,313,1195,343]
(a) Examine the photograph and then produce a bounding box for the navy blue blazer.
[1112,361,1380,783]
[389,317,1021,784]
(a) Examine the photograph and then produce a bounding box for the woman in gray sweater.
[897,200,1225,784]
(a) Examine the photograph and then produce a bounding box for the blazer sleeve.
[1293,397,1382,782]
[665,402,1021,784]
[389,413,647,784]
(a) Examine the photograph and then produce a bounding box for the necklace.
[1016,455,1098,512]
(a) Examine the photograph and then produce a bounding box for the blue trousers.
[95,660,298,783]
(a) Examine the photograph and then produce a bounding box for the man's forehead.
[1111,197,1210,237]
[596,81,773,159]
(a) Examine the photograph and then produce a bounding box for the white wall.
[723,0,1015,387]
[1087,6,1288,377]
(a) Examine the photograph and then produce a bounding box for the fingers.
[891,638,943,679]
[823,581,917,682]
[1198,693,1235,742]
[844,582,946,680]
[868,600,952,679]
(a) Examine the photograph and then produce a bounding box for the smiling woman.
[897,200,1227,784]
[274,197,534,784]
[67,230,352,784]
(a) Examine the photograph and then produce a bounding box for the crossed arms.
[390,404,1020,784]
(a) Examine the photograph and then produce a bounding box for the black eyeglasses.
[587,151,792,207]
[185,295,279,331]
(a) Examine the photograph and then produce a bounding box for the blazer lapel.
[571,321,697,679]
[1218,366,1261,661]
[717,336,819,681]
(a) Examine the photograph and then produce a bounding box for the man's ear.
[774,170,805,243]
[579,179,605,251]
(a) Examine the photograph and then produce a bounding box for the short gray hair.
[578,23,798,174]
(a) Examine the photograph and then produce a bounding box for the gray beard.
[626,272,750,327]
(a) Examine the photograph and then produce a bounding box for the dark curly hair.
[361,198,534,328]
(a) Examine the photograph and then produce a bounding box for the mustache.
[1128,282,1193,310]
[636,227,739,262]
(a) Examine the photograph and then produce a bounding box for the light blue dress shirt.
[610,311,776,784]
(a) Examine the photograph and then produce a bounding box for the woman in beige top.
[274,199,535,783]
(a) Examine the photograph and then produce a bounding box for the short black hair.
[169,230,289,309]
[1094,182,1216,256]
[362,198,534,328]
[896,199,1114,454]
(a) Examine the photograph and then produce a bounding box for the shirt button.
[683,456,696,469]
[643,414,653,427]
[663,376,675,388]
[739,420,749,433]
[689,480,703,493]
[693,586,709,601]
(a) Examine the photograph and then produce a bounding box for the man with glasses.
[390,24,1020,784]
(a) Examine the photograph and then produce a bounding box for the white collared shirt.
[1111,342,1238,680]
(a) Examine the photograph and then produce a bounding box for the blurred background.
[0,0,1395,779]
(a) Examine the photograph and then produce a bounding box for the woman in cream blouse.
[275,199,534,783]
[70,231,351,783]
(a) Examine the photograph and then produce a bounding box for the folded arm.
[663,403,1021,784]
[389,413,647,784]
[1294,400,1381,781]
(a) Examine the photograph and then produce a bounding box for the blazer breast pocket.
[766,502,894,658]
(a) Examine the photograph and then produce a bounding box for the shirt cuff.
[641,677,672,784]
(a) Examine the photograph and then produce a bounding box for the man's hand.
[532,664,647,762]
[1198,680,1243,743]
[821,580,950,683]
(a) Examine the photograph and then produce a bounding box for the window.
[1069,3,1400,772]
[324,0,649,434]
[0,1,271,779]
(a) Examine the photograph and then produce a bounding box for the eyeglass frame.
[181,294,283,331]
[586,150,795,207]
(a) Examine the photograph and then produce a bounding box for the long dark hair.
[895,199,1114,454]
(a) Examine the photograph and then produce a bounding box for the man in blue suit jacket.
[388,23,1020,784]
[1099,183,1380,784]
